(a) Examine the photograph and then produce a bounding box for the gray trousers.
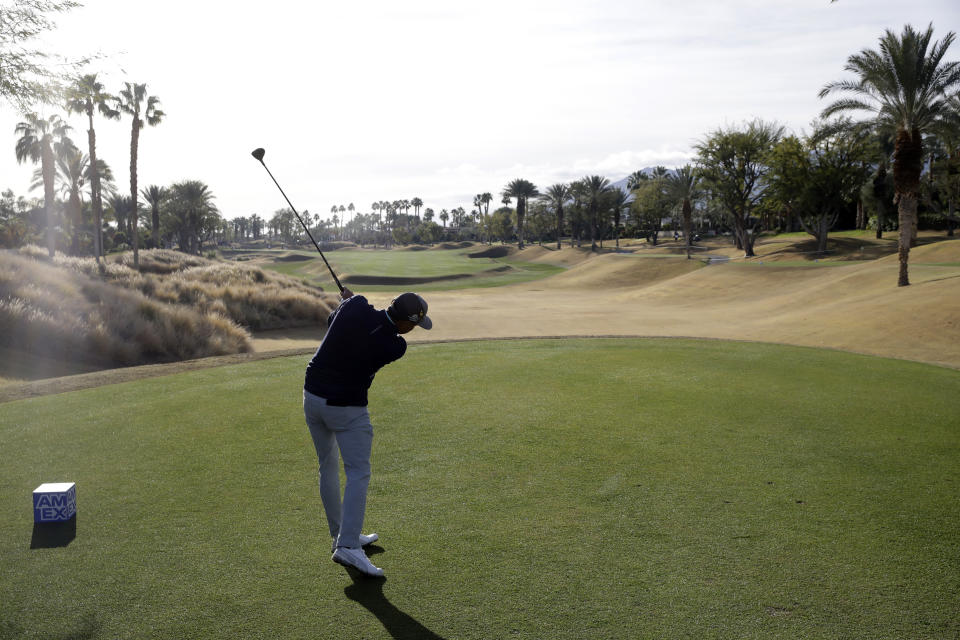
[303,390,373,549]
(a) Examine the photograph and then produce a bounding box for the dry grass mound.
[521,245,603,267]
[548,254,704,289]
[906,236,960,263]
[1,247,338,382]
[343,265,513,286]
[114,248,210,273]
[0,251,249,380]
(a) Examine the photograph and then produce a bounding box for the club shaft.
[256,160,344,293]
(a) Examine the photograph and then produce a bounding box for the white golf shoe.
[332,546,384,577]
[331,532,379,553]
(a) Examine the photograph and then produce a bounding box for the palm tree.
[567,180,589,247]
[168,180,217,254]
[480,192,492,243]
[582,175,611,251]
[411,197,423,218]
[53,145,87,253]
[15,113,72,257]
[439,209,449,227]
[501,179,539,249]
[626,170,648,190]
[820,23,960,286]
[609,187,631,250]
[541,183,570,249]
[107,194,136,246]
[473,194,484,240]
[668,165,701,259]
[116,82,165,268]
[64,73,118,262]
[140,185,167,247]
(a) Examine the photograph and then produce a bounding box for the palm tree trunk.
[152,204,160,247]
[69,190,82,254]
[41,141,56,258]
[130,118,140,268]
[517,199,525,250]
[556,207,563,250]
[897,194,918,286]
[894,128,923,287]
[84,110,104,263]
[682,198,692,259]
[589,205,597,252]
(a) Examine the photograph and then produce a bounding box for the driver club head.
[251,147,265,162]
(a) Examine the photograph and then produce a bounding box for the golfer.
[303,288,432,577]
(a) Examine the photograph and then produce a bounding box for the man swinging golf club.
[303,287,432,577]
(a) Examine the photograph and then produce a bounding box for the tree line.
[1,1,227,262]
[2,4,958,287]
[250,24,958,287]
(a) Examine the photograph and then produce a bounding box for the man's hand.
[340,287,354,300]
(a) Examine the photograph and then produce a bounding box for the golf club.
[250,147,345,294]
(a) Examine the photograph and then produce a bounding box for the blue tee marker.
[33,483,76,523]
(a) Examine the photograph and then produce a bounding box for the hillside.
[3,233,959,392]
[354,235,960,369]
[0,248,337,383]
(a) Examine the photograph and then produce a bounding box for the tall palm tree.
[582,175,611,251]
[140,185,167,247]
[15,113,72,257]
[502,178,539,249]
[473,194,485,242]
[541,183,570,249]
[64,73,118,263]
[820,23,960,286]
[479,192,492,243]
[116,82,165,268]
[411,197,422,218]
[668,165,701,259]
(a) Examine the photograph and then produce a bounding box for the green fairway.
[244,246,565,291]
[1,339,958,639]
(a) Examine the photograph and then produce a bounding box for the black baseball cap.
[388,292,432,330]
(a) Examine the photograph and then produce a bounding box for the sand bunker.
[274,253,313,262]
[342,265,513,286]
[469,246,514,259]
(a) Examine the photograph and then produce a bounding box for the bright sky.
[1,0,958,221]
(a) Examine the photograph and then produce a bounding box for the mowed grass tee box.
[1,338,958,639]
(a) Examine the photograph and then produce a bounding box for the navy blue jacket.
[303,295,407,406]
